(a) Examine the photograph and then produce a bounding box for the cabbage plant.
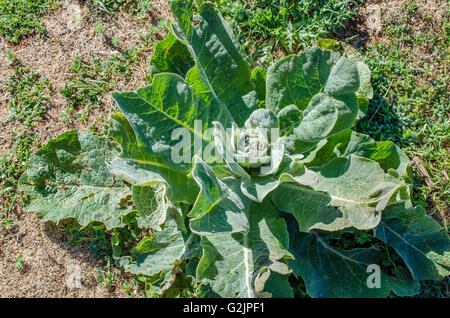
[19,0,449,298]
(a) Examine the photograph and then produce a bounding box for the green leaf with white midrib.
[197,201,292,298]
[286,217,418,298]
[170,0,259,125]
[108,112,198,204]
[112,72,233,171]
[18,130,132,230]
[189,156,250,235]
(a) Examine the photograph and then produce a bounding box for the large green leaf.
[169,0,259,125]
[189,156,251,235]
[108,112,198,204]
[271,155,407,231]
[309,129,412,183]
[286,216,419,298]
[375,203,450,281]
[150,30,194,78]
[196,201,292,298]
[266,48,340,114]
[18,130,132,230]
[117,217,199,295]
[286,92,359,153]
[266,47,366,153]
[111,73,233,171]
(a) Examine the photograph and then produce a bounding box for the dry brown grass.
[0,0,172,154]
[0,214,135,297]
[0,0,172,298]
[354,0,449,47]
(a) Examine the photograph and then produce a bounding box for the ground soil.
[0,0,171,298]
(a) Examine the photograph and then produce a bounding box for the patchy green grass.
[0,0,59,43]
[60,51,139,122]
[212,0,363,66]
[353,1,449,297]
[89,0,153,16]
[357,2,449,225]
[5,51,51,128]
[0,0,167,297]
[0,53,50,224]
[0,131,39,213]
[60,20,166,124]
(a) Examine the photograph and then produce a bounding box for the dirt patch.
[353,0,449,47]
[0,213,136,297]
[0,0,172,155]
[0,0,172,298]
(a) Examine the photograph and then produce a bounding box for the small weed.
[95,264,117,287]
[14,254,24,270]
[112,36,120,47]
[89,0,152,16]
[122,280,140,298]
[94,20,106,34]
[0,214,13,227]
